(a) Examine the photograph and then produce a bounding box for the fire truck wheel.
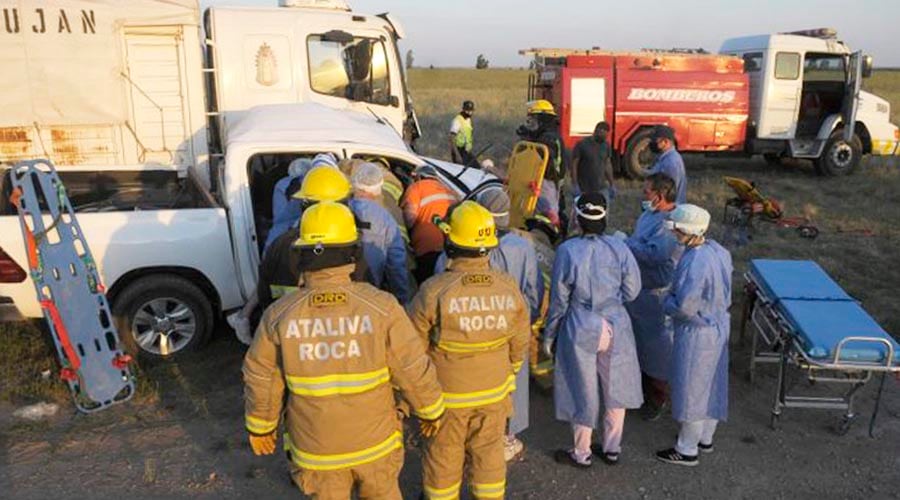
[624,129,659,179]
[815,130,862,176]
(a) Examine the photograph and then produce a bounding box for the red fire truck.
[522,48,750,178]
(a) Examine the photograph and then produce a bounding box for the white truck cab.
[206,0,419,152]
[721,28,900,175]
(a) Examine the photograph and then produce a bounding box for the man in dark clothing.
[516,99,570,226]
[257,226,370,310]
[572,122,615,199]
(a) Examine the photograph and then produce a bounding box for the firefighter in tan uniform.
[243,201,446,500]
[408,201,530,500]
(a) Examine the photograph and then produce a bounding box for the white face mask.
[641,200,656,212]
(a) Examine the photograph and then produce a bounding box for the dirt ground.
[3,313,900,499]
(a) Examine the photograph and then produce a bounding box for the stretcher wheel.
[769,411,780,430]
[835,415,855,436]
[797,225,819,239]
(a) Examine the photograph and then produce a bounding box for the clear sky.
[203,0,900,68]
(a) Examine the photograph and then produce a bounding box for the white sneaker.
[227,312,252,345]
[504,436,525,462]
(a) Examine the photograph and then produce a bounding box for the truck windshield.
[308,35,391,106]
[803,53,846,82]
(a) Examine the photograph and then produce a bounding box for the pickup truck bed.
[0,167,243,357]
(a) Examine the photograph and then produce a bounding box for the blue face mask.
[641,200,655,212]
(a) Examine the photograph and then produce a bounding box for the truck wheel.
[112,274,213,362]
[624,129,659,179]
[815,130,862,176]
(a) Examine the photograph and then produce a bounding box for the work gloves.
[541,336,556,360]
[419,415,444,439]
[248,432,278,456]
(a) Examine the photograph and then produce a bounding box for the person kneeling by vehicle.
[408,201,529,499]
[543,192,643,468]
[655,204,732,467]
[242,201,445,499]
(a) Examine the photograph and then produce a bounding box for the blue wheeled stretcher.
[741,259,900,435]
[9,160,134,413]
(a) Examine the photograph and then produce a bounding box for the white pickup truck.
[0,103,490,360]
[0,0,437,360]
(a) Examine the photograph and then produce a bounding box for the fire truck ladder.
[9,160,135,413]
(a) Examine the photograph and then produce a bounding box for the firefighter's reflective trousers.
[422,398,511,500]
[290,446,404,500]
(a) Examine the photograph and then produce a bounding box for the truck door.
[561,68,614,147]
[841,51,863,142]
[759,51,802,138]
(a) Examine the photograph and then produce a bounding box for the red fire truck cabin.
[522,48,750,177]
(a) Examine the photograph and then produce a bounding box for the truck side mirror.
[861,55,873,78]
[389,95,400,108]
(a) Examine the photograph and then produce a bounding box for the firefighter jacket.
[407,256,530,410]
[401,178,458,257]
[243,264,446,472]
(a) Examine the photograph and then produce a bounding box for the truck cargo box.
[0,1,208,173]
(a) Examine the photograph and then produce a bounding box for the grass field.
[1,69,899,407]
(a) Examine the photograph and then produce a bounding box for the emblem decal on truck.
[626,88,736,103]
[255,43,279,87]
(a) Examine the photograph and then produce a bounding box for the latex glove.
[608,185,617,201]
[419,417,442,439]
[227,311,252,346]
[248,432,277,456]
[612,230,628,240]
[541,337,555,360]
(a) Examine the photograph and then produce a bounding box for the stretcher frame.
[741,272,899,436]
[9,159,134,413]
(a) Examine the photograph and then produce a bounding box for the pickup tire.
[624,129,659,179]
[112,274,213,362]
[815,130,862,176]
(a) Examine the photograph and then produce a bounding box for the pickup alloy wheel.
[131,298,197,356]
[113,274,213,361]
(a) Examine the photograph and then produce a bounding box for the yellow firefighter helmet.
[526,99,556,116]
[294,201,358,248]
[438,200,499,251]
[293,166,352,202]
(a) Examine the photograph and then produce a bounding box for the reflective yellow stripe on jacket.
[285,430,403,471]
[286,367,390,397]
[270,284,298,299]
[245,414,279,435]
[424,480,461,500]
[437,335,509,354]
[414,395,446,421]
[471,480,506,499]
[443,374,516,409]
[383,182,403,203]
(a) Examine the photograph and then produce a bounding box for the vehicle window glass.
[308,35,392,105]
[803,53,845,82]
[774,52,801,80]
[742,52,763,73]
